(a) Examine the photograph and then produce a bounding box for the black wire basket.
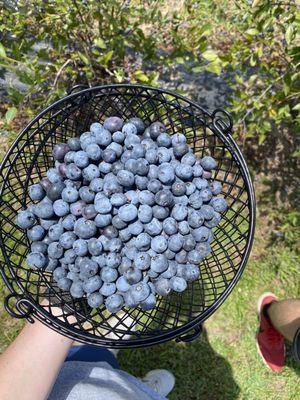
[0,84,255,348]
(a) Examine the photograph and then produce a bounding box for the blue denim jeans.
[65,345,119,369]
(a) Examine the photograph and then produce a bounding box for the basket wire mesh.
[0,85,255,348]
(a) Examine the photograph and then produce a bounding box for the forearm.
[0,309,73,400]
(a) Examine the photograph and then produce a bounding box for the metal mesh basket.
[0,84,255,348]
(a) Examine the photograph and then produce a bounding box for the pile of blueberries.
[16,116,227,313]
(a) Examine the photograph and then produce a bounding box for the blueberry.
[124,134,140,150]
[170,276,187,292]
[73,150,89,168]
[53,199,69,217]
[87,292,103,308]
[138,204,153,223]
[151,236,167,253]
[153,205,169,220]
[171,181,186,196]
[175,250,187,264]
[65,163,82,180]
[199,188,213,203]
[42,235,53,246]
[165,249,176,260]
[115,276,130,292]
[149,121,166,139]
[48,241,64,259]
[131,282,151,302]
[112,215,127,230]
[108,238,123,252]
[201,156,216,170]
[124,267,142,284]
[46,181,66,201]
[178,220,190,235]
[74,218,97,239]
[148,164,159,180]
[161,261,177,278]
[53,267,67,282]
[183,235,196,251]
[173,194,189,205]
[194,177,209,190]
[112,130,125,143]
[136,159,150,176]
[87,238,103,256]
[70,281,84,299]
[103,180,122,197]
[29,184,45,201]
[157,147,172,163]
[59,231,76,249]
[188,210,204,228]
[144,218,162,236]
[64,151,76,164]
[131,144,145,159]
[171,203,188,221]
[192,226,211,242]
[46,168,62,184]
[27,225,45,241]
[31,241,47,254]
[16,210,36,229]
[171,133,186,146]
[157,132,171,147]
[67,137,80,151]
[94,197,112,214]
[181,152,196,166]
[26,252,47,269]
[184,264,200,282]
[53,143,70,161]
[141,137,155,150]
[111,161,124,175]
[188,191,203,209]
[100,282,116,297]
[48,223,64,241]
[45,258,59,272]
[193,164,203,177]
[124,246,138,260]
[150,254,169,273]
[93,254,107,268]
[135,232,151,250]
[210,197,227,213]
[106,252,121,268]
[103,116,123,133]
[57,277,72,291]
[139,190,155,206]
[134,252,151,270]
[187,249,203,264]
[173,143,189,159]
[141,293,156,310]
[185,182,196,196]
[83,275,102,294]
[39,218,56,230]
[124,159,138,174]
[198,206,213,222]
[145,148,158,164]
[117,170,135,186]
[40,177,52,192]
[154,278,171,296]
[128,221,143,236]
[62,249,76,264]
[61,187,79,203]
[70,200,86,216]
[163,217,178,235]
[118,204,138,222]
[105,293,124,313]
[33,200,55,220]
[147,179,162,194]
[175,164,193,180]
[128,117,145,134]
[204,211,221,228]
[99,161,112,174]
[157,163,175,185]
[155,189,174,207]
[102,149,117,164]
[196,241,211,258]
[80,132,97,150]
[168,234,184,252]
[211,181,222,195]
[107,142,123,158]
[80,258,98,278]
[103,225,118,239]
[82,204,97,220]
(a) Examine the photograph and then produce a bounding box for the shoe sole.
[256,292,285,372]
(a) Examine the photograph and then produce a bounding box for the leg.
[267,299,300,342]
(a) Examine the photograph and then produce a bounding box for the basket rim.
[0,84,256,347]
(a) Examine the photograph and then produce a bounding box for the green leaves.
[0,42,6,58]
[5,107,17,124]
[285,25,294,45]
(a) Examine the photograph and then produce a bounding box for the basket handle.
[175,324,202,343]
[212,108,233,135]
[67,84,90,95]
[4,293,34,323]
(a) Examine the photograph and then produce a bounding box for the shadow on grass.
[118,327,240,400]
[285,342,300,376]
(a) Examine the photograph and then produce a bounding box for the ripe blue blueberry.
[154,278,171,296]
[171,133,186,146]
[70,281,84,299]
[204,211,221,228]
[117,170,135,186]
[188,210,204,228]
[157,147,172,163]
[70,200,86,216]
[53,199,69,217]
[134,252,151,270]
[163,217,178,235]
[149,121,166,139]
[139,190,155,206]
[173,143,189,159]
[175,164,193,180]
[57,277,72,291]
[158,163,175,185]
[157,132,171,147]
[171,203,188,221]
[29,184,45,201]
[67,137,81,151]
[46,181,65,201]
[26,252,47,269]
[112,130,125,144]
[136,159,150,176]
[48,223,64,241]
[118,204,138,222]
[175,250,187,264]
[16,210,36,229]
[27,225,45,241]
[83,275,102,294]
[210,197,227,213]
[61,187,79,203]
[187,249,203,264]
[87,292,104,308]
[168,234,184,252]
[48,241,64,259]
[124,134,140,149]
[135,232,151,250]
[193,177,209,190]
[128,117,145,134]
[99,161,112,174]
[184,264,200,282]
[170,276,187,292]
[138,204,153,223]
[105,294,124,313]
[94,197,112,214]
[200,156,216,170]
[153,205,169,220]
[65,163,82,180]
[131,144,145,159]
[155,189,174,207]
[124,267,142,284]
[74,150,89,168]
[185,182,196,196]
[74,218,97,239]
[100,282,116,297]
[144,218,163,236]
[192,226,211,242]
[188,191,203,209]
[103,116,124,133]
[200,204,215,220]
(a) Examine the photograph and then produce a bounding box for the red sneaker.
[256,292,285,372]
